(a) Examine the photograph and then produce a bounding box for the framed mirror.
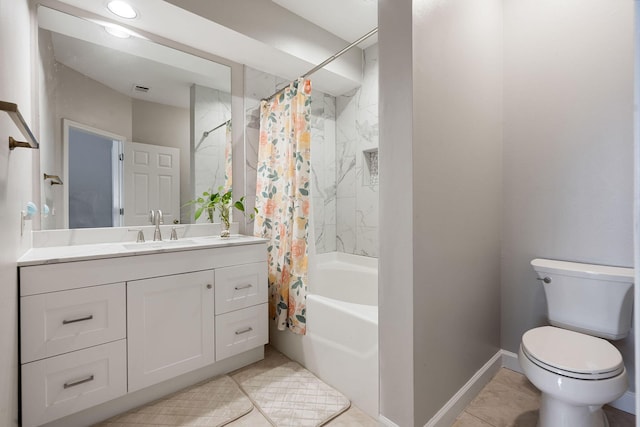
[37,6,232,229]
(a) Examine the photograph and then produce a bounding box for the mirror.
[37,6,232,229]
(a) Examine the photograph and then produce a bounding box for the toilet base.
[537,394,609,427]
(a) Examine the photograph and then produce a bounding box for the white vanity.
[18,233,268,427]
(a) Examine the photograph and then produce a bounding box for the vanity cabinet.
[127,270,215,392]
[19,240,267,427]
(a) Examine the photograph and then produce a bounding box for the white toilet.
[518,258,634,427]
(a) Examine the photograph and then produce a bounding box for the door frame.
[62,119,126,228]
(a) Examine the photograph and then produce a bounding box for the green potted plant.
[186,187,252,238]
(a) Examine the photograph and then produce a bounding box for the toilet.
[518,258,634,427]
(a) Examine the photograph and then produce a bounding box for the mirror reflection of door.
[123,142,180,226]
[64,120,124,229]
[63,120,181,229]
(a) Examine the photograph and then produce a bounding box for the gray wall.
[380,0,504,424]
[501,0,635,388]
[0,1,35,425]
[378,0,415,425]
[411,0,503,424]
[381,1,634,424]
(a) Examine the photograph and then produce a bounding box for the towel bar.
[1,101,39,150]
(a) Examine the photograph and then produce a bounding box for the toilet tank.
[531,258,634,340]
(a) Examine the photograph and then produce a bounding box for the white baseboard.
[500,349,635,415]
[378,414,400,427]
[610,391,636,415]
[500,349,522,373]
[424,350,503,427]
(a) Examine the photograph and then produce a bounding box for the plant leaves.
[194,206,203,220]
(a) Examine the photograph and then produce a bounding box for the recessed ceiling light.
[106,1,138,19]
[104,25,131,38]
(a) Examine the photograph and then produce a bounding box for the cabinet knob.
[206,284,212,289]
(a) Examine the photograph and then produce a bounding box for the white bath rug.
[233,361,351,427]
[96,375,253,426]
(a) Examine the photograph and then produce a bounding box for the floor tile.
[604,405,636,427]
[452,411,494,427]
[462,368,635,427]
[325,405,378,426]
[465,376,539,427]
[489,368,538,399]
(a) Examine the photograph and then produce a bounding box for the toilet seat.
[522,326,624,380]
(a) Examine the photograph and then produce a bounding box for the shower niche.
[363,148,379,186]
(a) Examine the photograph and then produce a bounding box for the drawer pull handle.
[63,374,95,389]
[62,314,93,325]
[235,327,253,335]
[234,284,253,290]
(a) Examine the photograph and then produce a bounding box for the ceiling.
[271,0,378,48]
[42,0,378,96]
[39,5,230,109]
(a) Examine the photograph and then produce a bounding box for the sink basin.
[122,239,196,251]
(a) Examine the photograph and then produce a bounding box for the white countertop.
[18,234,267,267]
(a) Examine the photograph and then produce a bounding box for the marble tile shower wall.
[192,84,231,223]
[244,67,337,253]
[336,45,379,257]
[244,43,378,257]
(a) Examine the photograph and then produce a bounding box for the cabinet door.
[127,270,214,392]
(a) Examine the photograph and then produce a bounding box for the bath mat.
[96,375,253,426]
[233,361,350,427]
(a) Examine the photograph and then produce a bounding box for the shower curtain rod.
[262,27,378,102]
[195,119,231,152]
[203,119,231,138]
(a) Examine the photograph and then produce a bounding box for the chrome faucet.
[149,209,164,241]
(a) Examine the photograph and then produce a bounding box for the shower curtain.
[254,78,312,335]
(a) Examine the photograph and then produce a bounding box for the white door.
[127,270,215,392]
[124,141,180,226]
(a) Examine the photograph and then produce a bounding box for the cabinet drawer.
[21,283,126,363]
[21,339,127,427]
[215,262,267,314]
[215,303,268,361]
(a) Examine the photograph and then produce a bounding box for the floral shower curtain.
[254,78,312,335]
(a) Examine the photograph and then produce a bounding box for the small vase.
[220,221,231,239]
[219,205,231,238]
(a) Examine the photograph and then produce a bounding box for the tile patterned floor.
[453,368,636,427]
[99,346,635,427]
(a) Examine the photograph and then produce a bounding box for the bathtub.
[269,252,379,418]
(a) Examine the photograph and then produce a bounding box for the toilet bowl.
[520,259,634,427]
[518,326,627,427]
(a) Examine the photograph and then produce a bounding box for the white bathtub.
[269,252,379,418]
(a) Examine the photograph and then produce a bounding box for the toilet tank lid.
[531,258,633,282]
